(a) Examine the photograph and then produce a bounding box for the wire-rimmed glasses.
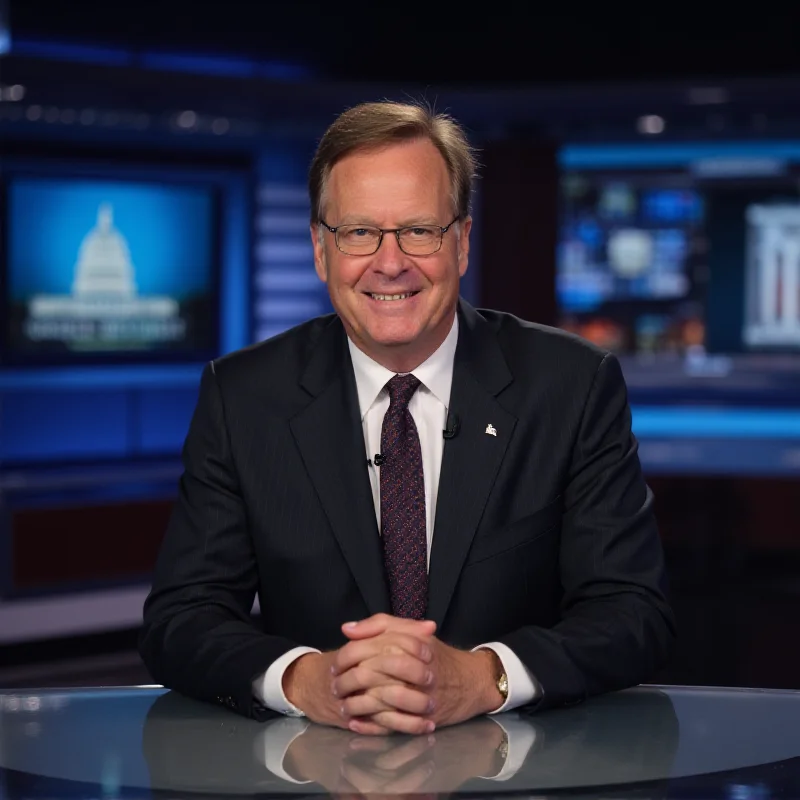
[319,217,460,256]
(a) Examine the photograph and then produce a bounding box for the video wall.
[0,154,255,466]
[2,167,219,364]
[558,143,800,405]
[558,143,800,474]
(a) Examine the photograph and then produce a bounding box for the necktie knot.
[386,374,421,410]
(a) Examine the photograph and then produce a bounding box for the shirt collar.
[347,314,459,419]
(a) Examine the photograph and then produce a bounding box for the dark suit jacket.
[139,299,676,719]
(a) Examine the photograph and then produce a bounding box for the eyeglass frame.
[318,216,461,256]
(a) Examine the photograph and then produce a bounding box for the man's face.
[311,137,471,372]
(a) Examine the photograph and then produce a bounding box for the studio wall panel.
[0,390,130,462]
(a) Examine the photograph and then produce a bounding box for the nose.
[372,231,407,277]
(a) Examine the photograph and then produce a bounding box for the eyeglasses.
[319,216,460,256]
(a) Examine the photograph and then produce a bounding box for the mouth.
[365,291,421,302]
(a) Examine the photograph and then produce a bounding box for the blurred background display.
[557,144,800,475]
[3,169,219,363]
[2,0,800,704]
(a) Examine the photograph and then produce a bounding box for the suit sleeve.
[498,352,676,710]
[139,362,298,720]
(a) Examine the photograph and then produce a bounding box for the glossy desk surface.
[2,685,800,799]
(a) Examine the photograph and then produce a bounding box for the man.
[139,100,676,736]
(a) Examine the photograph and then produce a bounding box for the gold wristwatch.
[496,670,509,702]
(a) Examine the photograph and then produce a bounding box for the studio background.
[2,1,800,691]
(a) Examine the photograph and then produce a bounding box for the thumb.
[341,616,437,640]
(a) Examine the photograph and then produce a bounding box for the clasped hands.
[283,613,504,735]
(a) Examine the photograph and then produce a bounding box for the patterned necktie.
[380,374,428,619]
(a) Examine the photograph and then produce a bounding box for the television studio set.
[2,3,800,799]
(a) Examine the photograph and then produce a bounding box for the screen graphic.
[557,147,800,405]
[558,143,800,476]
[743,202,800,348]
[4,177,218,361]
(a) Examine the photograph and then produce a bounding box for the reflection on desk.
[2,685,800,798]
[141,687,678,795]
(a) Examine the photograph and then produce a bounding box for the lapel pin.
[485,423,497,436]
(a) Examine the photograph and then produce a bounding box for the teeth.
[370,293,414,301]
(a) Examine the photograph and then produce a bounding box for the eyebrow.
[337,216,442,227]
[397,217,441,227]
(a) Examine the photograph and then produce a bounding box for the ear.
[457,216,472,278]
[310,222,328,283]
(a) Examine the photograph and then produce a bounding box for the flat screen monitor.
[558,143,800,406]
[558,143,800,475]
[1,167,220,364]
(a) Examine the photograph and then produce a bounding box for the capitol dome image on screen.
[27,202,182,342]
[4,174,217,359]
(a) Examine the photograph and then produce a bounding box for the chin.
[365,323,422,348]
[367,335,417,350]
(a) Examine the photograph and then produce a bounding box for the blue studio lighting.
[10,37,313,80]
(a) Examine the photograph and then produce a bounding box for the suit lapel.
[289,318,390,616]
[427,302,517,628]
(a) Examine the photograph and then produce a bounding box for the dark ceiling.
[8,0,800,87]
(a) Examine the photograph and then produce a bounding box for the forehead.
[325,138,451,219]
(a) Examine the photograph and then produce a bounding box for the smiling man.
[312,135,469,375]
[140,101,676,736]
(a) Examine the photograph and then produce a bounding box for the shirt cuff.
[253,717,311,783]
[472,641,541,713]
[251,646,320,717]
[482,714,539,781]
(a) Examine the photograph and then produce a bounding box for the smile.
[367,292,420,301]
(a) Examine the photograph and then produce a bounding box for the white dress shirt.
[253,314,540,715]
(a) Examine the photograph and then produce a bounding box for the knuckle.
[382,642,407,658]
[416,693,434,715]
[383,684,405,705]
[381,653,401,672]
[355,692,372,708]
[373,711,392,728]
[336,644,354,666]
[390,654,415,678]
[419,664,435,686]
[352,666,369,689]
[361,695,380,713]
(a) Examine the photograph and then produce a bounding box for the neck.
[360,342,434,374]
